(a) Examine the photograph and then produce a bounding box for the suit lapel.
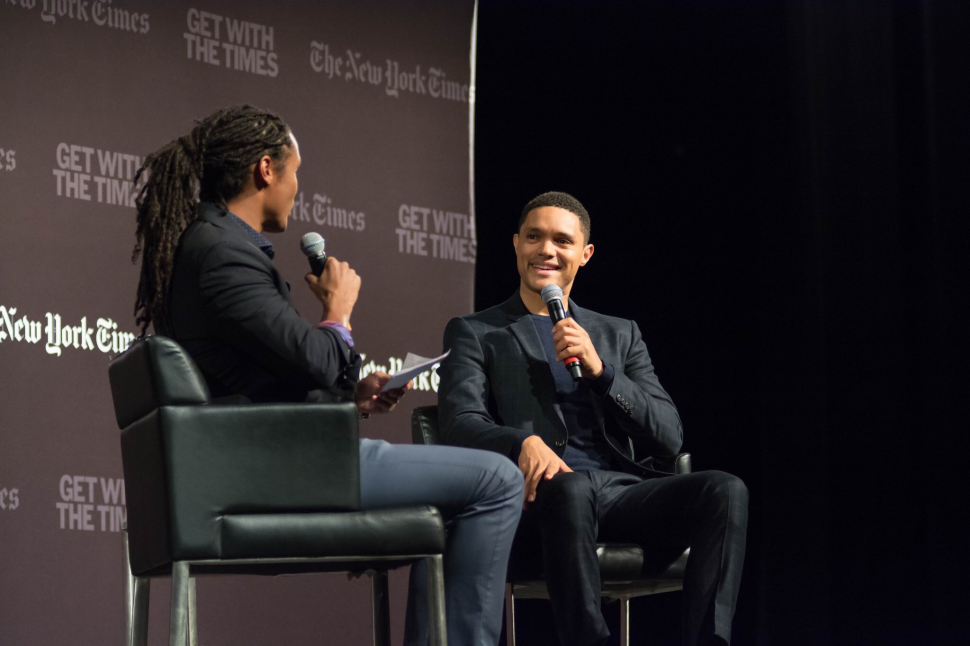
[508,314,548,365]
[502,292,546,364]
[502,293,567,432]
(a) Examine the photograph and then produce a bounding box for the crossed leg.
[359,439,525,646]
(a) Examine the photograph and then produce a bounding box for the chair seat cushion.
[596,543,645,581]
[509,546,690,599]
[509,543,689,583]
[219,506,444,560]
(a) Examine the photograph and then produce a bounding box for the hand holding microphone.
[301,232,359,327]
[540,284,604,381]
[302,234,410,416]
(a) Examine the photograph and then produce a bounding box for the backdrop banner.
[0,1,476,643]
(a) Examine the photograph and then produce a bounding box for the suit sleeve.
[438,316,532,461]
[196,240,356,392]
[599,320,683,457]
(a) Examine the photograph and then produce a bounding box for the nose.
[539,238,556,256]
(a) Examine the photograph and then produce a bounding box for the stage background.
[5,2,970,645]
[474,1,970,645]
[0,1,475,644]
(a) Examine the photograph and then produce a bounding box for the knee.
[497,455,526,499]
[478,450,525,501]
[535,472,595,520]
[700,470,748,512]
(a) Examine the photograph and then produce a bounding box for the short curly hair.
[518,191,591,243]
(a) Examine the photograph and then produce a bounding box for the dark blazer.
[167,202,358,403]
[438,292,683,476]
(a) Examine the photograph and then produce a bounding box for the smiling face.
[514,206,594,312]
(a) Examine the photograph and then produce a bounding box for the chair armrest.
[639,452,692,475]
[411,405,441,445]
[672,452,692,474]
[121,401,360,565]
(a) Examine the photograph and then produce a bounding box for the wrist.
[321,309,351,329]
[318,320,354,347]
[522,435,544,449]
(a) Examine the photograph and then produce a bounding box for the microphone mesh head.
[300,232,325,257]
[540,284,564,304]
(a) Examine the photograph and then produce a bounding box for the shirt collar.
[224,210,275,259]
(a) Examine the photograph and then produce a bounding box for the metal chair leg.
[188,577,198,646]
[124,526,135,646]
[504,584,516,646]
[169,562,190,646]
[426,555,447,646]
[619,597,630,646]
[371,570,391,646]
[130,578,150,646]
[124,524,150,646]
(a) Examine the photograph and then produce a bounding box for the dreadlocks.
[131,105,292,335]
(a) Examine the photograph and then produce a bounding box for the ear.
[512,232,519,251]
[253,155,274,189]
[580,243,595,266]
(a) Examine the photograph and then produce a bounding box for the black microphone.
[300,232,327,276]
[540,284,583,381]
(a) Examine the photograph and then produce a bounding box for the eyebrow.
[525,227,575,239]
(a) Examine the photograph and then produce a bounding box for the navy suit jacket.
[167,202,358,402]
[438,292,683,476]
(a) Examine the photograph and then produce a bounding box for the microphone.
[540,284,583,381]
[300,232,327,276]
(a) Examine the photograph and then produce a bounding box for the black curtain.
[475,2,970,644]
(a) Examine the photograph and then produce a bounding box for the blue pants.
[359,439,524,646]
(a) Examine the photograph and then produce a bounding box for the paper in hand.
[381,350,451,392]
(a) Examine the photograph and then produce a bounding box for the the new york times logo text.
[0,303,136,357]
[289,191,365,233]
[1,487,19,511]
[311,41,469,103]
[3,0,149,33]
[0,147,16,171]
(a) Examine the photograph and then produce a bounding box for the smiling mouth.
[530,263,560,272]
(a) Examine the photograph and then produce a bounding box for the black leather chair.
[411,405,689,646]
[109,336,448,646]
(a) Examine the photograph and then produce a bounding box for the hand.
[355,371,412,416]
[305,256,360,328]
[518,435,572,508]
[552,318,604,378]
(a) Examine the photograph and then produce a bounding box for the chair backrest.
[108,336,210,429]
[411,405,441,445]
[112,335,364,574]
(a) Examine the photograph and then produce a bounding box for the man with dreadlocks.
[131,105,523,646]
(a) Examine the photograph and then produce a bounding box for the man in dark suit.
[132,105,523,646]
[438,191,748,646]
